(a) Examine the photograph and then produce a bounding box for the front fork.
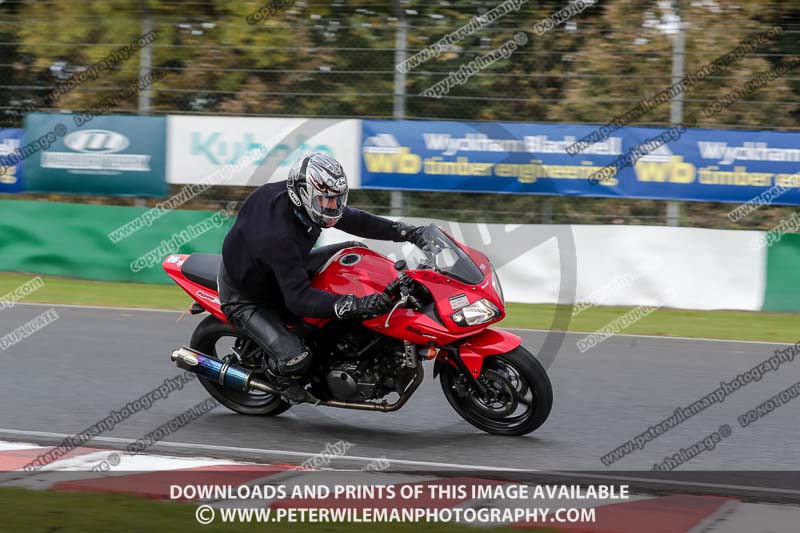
[434,346,492,397]
[433,328,524,398]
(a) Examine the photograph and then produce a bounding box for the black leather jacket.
[221,180,406,318]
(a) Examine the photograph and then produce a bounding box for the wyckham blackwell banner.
[360,119,800,204]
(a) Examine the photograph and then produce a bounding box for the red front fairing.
[308,246,506,347]
[162,254,227,322]
[403,267,505,335]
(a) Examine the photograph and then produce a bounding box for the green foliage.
[1,0,798,228]
[3,0,796,124]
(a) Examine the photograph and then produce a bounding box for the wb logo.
[363,134,421,174]
[634,156,696,184]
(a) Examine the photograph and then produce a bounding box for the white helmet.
[287,153,348,228]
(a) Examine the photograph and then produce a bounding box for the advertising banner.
[0,128,24,193]
[23,113,168,196]
[166,116,361,187]
[361,120,800,204]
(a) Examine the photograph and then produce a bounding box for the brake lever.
[384,293,409,328]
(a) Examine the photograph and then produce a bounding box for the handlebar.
[383,275,407,299]
[384,275,421,311]
[382,273,426,327]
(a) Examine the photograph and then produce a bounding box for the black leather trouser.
[217,241,365,377]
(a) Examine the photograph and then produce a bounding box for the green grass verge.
[504,302,798,343]
[0,488,547,533]
[1,272,796,343]
[0,272,188,310]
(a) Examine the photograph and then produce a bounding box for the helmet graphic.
[287,153,348,228]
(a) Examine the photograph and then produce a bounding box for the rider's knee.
[267,336,312,377]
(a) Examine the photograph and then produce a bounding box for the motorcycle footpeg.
[281,388,321,406]
[303,390,322,406]
[255,371,320,405]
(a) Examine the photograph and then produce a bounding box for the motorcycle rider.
[218,152,426,404]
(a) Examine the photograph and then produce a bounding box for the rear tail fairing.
[162,254,226,322]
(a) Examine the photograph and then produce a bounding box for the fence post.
[137,0,154,115]
[666,17,686,227]
[390,0,406,217]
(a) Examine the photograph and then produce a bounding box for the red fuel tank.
[310,247,397,298]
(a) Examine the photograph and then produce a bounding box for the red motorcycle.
[164,225,552,435]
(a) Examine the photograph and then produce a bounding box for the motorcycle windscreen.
[419,225,484,285]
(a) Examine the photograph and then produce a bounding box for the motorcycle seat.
[181,253,221,290]
[182,242,366,292]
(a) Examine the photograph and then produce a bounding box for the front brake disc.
[468,369,517,417]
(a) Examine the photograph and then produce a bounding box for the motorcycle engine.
[320,329,415,402]
[325,363,380,401]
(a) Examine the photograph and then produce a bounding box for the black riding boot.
[218,261,318,405]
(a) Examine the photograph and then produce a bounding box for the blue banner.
[0,129,24,193]
[361,120,800,204]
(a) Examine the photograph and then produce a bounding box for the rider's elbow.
[285,299,308,317]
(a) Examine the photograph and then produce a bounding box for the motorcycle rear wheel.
[190,315,291,416]
[440,346,552,436]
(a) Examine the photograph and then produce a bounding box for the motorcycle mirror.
[394,260,407,272]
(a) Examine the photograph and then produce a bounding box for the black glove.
[334,293,392,320]
[394,222,427,248]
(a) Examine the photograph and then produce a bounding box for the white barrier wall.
[319,220,766,312]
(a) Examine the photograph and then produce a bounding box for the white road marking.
[46,450,245,472]
[0,429,527,472]
[1,431,800,497]
[11,302,791,346]
[0,441,42,451]
[14,301,184,314]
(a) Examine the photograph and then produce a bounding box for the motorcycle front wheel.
[439,346,552,436]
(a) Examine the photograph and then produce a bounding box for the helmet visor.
[310,190,348,225]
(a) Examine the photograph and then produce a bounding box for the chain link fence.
[0,0,798,228]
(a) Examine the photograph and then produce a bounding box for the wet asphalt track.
[0,303,798,499]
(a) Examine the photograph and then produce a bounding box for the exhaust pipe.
[170,346,279,395]
[319,365,425,412]
[170,346,424,411]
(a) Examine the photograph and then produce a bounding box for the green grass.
[504,302,799,343]
[1,272,796,343]
[0,272,189,310]
[0,488,548,533]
